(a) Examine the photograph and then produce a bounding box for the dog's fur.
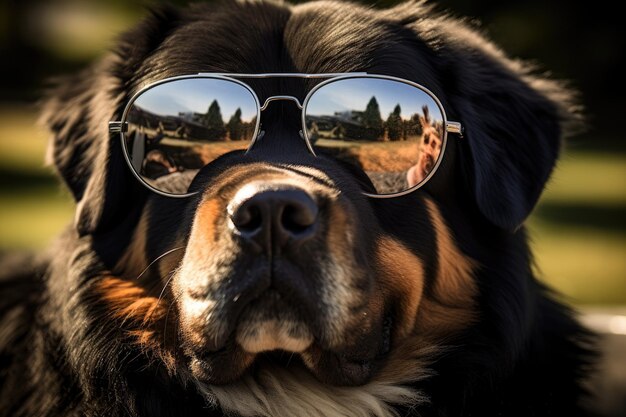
[0,1,595,416]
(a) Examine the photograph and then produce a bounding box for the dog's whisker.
[163,303,175,345]
[286,352,295,368]
[143,268,179,326]
[135,246,184,280]
[163,290,184,347]
[156,269,178,306]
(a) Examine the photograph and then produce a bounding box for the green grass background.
[0,106,624,305]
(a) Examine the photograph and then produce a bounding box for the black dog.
[0,1,594,416]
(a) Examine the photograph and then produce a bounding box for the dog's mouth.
[185,286,393,387]
[192,308,392,386]
[234,290,314,354]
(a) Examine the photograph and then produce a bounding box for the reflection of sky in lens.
[134,79,257,122]
[307,78,442,122]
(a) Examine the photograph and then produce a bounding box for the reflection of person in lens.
[406,106,443,187]
[142,150,178,180]
[308,121,319,142]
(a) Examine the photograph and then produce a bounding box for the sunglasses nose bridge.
[255,95,314,155]
[260,96,303,111]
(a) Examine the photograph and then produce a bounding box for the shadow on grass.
[535,202,626,233]
[0,166,58,191]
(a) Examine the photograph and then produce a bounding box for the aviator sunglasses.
[109,73,463,198]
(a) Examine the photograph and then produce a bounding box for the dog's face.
[42,0,577,408]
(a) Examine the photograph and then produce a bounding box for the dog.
[0,1,595,416]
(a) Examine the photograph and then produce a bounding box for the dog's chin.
[190,340,383,387]
[232,290,312,350]
[188,296,391,387]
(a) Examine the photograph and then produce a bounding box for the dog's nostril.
[281,200,318,234]
[232,203,263,233]
[229,186,319,250]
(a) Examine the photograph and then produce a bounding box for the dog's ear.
[40,6,182,236]
[453,49,581,231]
[387,2,582,230]
[455,56,579,231]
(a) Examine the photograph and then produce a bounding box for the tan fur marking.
[424,198,477,305]
[97,277,174,367]
[326,202,354,264]
[418,198,478,335]
[98,277,166,324]
[188,198,222,258]
[375,237,425,339]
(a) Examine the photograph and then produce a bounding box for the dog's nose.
[228,183,319,252]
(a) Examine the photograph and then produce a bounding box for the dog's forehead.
[134,1,440,89]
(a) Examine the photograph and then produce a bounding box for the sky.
[132,77,443,126]
[133,78,257,123]
[306,78,444,122]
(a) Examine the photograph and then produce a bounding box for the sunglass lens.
[305,77,445,194]
[124,78,258,195]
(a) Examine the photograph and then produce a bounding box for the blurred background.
[0,0,624,412]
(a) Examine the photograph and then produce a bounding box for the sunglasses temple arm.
[109,121,128,133]
[445,121,464,138]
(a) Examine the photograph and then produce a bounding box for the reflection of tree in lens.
[227,108,243,141]
[385,103,403,141]
[406,113,423,138]
[241,116,256,141]
[203,100,226,139]
[362,96,384,140]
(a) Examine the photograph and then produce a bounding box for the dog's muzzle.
[174,167,384,385]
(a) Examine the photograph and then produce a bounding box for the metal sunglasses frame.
[109,72,464,199]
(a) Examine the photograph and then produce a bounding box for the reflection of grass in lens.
[148,137,250,167]
[315,137,421,172]
[194,140,251,163]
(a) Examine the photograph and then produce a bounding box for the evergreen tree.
[386,103,403,141]
[227,108,243,141]
[241,116,257,141]
[361,96,384,140]
[203,100,226,140]
[406,112,423,138]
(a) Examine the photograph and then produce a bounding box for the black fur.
[1,1,594,416]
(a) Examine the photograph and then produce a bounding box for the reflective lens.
[304,77,446,195]
[124,78,258,195]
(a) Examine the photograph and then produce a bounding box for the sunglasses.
[109,73,463,198]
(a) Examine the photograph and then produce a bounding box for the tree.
[361,96,384,140]
[203,99,226,140]
[406,112,423,138]
[241,116,257,141]
[386,103,403,141]
[227,108,243,141]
